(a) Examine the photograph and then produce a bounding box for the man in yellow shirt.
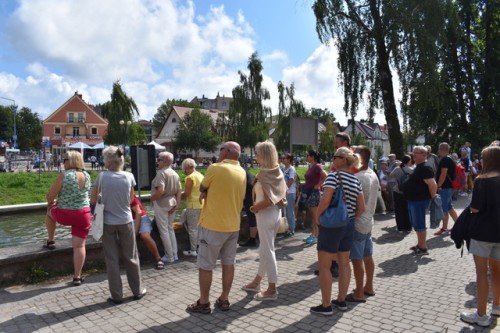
[186,141,246,314]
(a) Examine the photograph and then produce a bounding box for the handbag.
[91,173,104,241]
[277,210,289,234]
[319,172,349,228]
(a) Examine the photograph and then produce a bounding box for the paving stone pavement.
[1,196,498,333]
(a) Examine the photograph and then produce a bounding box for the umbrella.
[68,142,92,155]
[92,142,106,149]
[147,141,166,151]
[68,142,92,149]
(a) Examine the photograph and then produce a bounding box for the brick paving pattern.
[1,197,498,332]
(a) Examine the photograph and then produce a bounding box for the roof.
[170,106,225,124]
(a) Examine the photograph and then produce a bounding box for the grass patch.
[0,166,311,206]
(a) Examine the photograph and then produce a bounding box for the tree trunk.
[369,0,404,157]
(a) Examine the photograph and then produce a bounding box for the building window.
[68,113,74,123]
[91,127,97,135]
[172,118,177,123]
[222,101,227,107]
[54,127,61,135]
[78,113,85,123]
[73,127,80,137]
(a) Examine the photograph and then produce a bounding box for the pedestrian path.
[0,203,498,332]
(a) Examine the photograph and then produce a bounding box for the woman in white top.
[242,141,287,301]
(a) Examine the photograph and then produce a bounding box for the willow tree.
[102,81,139,145]
[227,52,271,150]
[313,0,406,157]
[275,81,308,152]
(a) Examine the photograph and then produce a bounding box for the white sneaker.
[492,304,500,316]
[183,250,198,256]
[173,254,179,261]
[460,311,491,327]
[160,255,174,263]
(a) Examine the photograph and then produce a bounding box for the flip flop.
[352,289,375,297]
[345,294,366,303]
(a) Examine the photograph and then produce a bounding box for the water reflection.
[0,201,183,248]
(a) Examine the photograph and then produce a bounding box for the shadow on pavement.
[140,277,319,333]
[376,253,433,278]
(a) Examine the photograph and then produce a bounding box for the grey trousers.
[103,223,143,301]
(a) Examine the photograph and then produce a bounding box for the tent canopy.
[92,142,106,149]
[68,142,92,149]
[147,141,166,151]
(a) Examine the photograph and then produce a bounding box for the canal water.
[0,201,170,248]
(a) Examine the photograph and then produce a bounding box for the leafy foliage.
[226,52,271,149]
[16,107,42,150]
[103,81,139,145]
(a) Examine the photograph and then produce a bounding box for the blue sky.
[0,0,386,125]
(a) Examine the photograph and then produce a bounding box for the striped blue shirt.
[323,170,362,217]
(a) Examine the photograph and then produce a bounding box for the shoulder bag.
[319,172,350,228]
[277,209,289,234]
[91,173,105,241]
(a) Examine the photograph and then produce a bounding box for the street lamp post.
[0,97,16,149]
[119,120,132,153]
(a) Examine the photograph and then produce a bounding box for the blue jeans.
[407,200,430,232]
[439,188,454,212]
[285,193,296,232]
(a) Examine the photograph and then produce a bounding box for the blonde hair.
[480,146,500,175]
[181,158,197,171]
[65,150,85,170]
[335,147,360,170]
[102,146,124,171]
[255,141,279,169]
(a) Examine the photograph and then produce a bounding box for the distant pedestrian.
[389,155,413,232]
[282,153,297,236]
[434,143,458,236]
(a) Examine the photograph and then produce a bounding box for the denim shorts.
[439,188,454,213]
[407,200,430,232]
[317,218,355,253]
[469,239,500,260]
[138,215,153,234]
[350,230,373,260]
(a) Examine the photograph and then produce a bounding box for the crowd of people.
[41,136,499,327]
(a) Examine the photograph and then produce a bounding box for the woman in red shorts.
[44,150,91,286]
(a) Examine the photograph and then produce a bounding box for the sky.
[0,0,387,127]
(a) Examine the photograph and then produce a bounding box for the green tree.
[103,81,140,145]
[16,107,42,150]
[311,107,336,124]
[172,108,221,158]
[152,99,196,133]
[314,0,413,157]
[227,52,271,150]
[319,119,337,155]
[0,105,14,143]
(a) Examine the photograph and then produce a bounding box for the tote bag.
[91,173,104,241]
[319,173,349,228]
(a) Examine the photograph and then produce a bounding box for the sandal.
[73,277,84,286]
[43,240,56,250]
[215,297,230,311]
[155,260,165,270]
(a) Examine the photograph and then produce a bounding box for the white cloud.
[262,50,289,64]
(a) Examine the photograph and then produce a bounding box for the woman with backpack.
[389,155,414,233]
